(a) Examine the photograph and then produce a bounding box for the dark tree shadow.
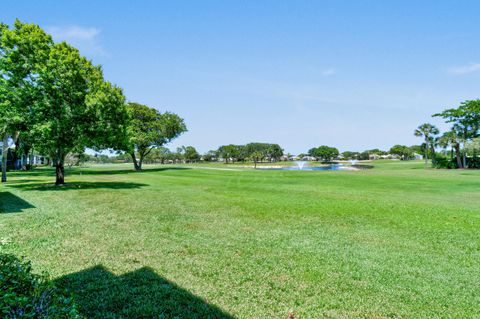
[352,164,374,169]
[11,166,191,178]
[75,166,192,176]
[3,178,44,184]
[55,265,234,319]
[7,182,148,191]
[0,192,35,213]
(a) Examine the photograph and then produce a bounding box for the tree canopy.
[216,143,283,164]
[389,145,413,160]
[1,20,130,184]
[125,102,186,171]
[308,145,339,162]
[183,146,200,163]
[32,42,128,184]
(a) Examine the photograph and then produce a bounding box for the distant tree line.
[214,143,283,164]
[68,141,432,168]
[140,146,200,164]
[340,146,423,161]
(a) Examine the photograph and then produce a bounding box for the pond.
[255,161,372,171]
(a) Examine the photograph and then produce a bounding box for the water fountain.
[349,159,358,166]
[294,161,307,170]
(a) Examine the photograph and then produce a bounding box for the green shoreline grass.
[1,161,480,318]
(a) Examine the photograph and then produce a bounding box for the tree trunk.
[430,145,436,166]
[138,153,145,171]
[454,144,463,168]
[130,153,141,171]
[55,160,65,185]
[424,139,429,168]
[1,134,8,183]
[29,147,34,168]
[22,147,31,170]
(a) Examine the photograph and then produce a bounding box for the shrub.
[0,254,81,318]
[434,155,480,169]
[466,156,480,168]
[433,155,457,169]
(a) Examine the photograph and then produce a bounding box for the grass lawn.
[1,161,480,318]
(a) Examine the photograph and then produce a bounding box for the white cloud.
[321,68,336,76]
[46,25,107,57]
[448,63,480,75]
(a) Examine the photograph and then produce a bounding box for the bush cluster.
[433,155,480,169]
[0,254,81,318]
[433,156,457,169]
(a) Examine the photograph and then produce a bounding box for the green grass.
[1,161,480,318]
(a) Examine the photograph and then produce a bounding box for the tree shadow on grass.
[0,192,35,213]
[7,181,148,191]
[11,166,191,178]
[76,166,192,176]
[55,265,234,319]
[3,178,44,184]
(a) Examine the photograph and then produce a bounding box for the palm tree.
[250,151,263,169]
[438,130,461,167]
[414,123,439,168]
[429,135,440,165]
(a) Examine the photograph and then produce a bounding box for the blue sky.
[2,1,480,154]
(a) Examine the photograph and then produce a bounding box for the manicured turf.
[1,161,480,318]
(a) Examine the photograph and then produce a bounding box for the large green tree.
[31,42,128,184]
[414,123,439,168]
[266,144,283,162]
[125,102,186,171]
[217,144,242,163]
[389,145,413,160]
[308,145,339,162]
[244,143,282,162]
[183,146,200,163]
